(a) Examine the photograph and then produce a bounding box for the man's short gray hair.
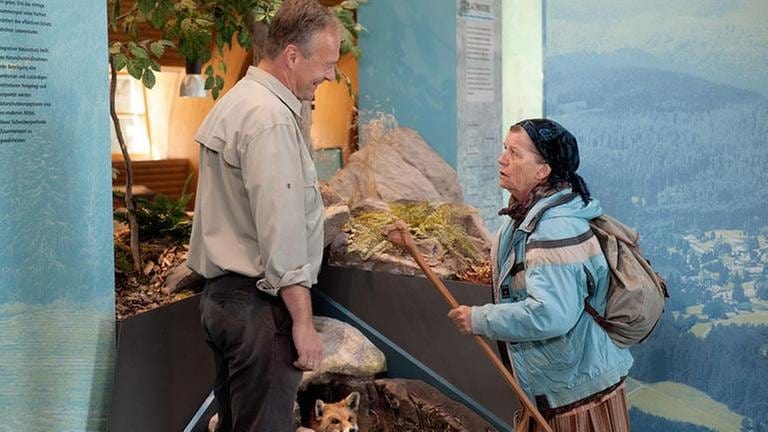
[264,0,341,59]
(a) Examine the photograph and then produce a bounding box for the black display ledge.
[108,265,518,431]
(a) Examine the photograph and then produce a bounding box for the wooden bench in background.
[112,158,193,207]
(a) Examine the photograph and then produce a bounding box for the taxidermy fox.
[306,391,360,432]
[212,391,362,432]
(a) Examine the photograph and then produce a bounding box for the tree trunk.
[109,55,142,272]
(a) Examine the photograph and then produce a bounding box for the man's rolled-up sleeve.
[241,123,312,296]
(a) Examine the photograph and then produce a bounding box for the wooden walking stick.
[383,220,553,432]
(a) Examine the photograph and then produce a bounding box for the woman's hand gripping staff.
[382,220,553,432]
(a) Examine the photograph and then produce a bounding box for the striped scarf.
[498,181,571,225]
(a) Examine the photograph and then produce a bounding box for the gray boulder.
[323,204,350,248]
[349,197,391,214]
[328,127,463,204]
[300,316,387,389]
[162,263,204,294]
[320,182,350,249]
[319,182,344,207]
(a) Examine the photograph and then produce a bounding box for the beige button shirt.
[187,67,325,295]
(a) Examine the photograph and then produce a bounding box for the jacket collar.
[518,188,576,234]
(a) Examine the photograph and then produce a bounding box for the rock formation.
[300,316,387,390]
[328,127,464,204]
[322,124,492,280]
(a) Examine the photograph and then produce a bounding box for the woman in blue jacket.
[449,119,633,431]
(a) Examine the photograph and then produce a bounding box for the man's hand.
[448,305,474,335]
[291,320,323,371]
[279,284,323,371]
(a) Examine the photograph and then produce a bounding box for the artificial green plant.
[107,0,367,271]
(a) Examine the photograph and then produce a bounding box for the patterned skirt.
[514,383,631,432]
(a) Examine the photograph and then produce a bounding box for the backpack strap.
[519,193,580,271]
[583,269,614,332]
[584,302,614,331]
[521,192,613,331]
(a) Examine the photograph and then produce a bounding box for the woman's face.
[498,129,551,201]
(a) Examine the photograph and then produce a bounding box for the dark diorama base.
[109,264,515,431]
[298,376,497,432]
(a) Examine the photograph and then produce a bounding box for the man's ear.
[282,44,299,68]
[345,391,360,412]
[314,399,325,418]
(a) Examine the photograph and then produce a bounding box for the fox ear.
[314,399,325,418]
[345,391,360,411]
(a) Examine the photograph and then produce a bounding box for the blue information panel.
[0,1,115,430]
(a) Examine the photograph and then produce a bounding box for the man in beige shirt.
[187,1,341,430]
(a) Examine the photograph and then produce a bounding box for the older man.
[187,1,341,430]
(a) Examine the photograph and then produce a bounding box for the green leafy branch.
[109,0,366,98]
[332,0,368,98]
[333,0,368,59]
[107,0,368,272]
[109,40,172,88]
[108,0,281,97]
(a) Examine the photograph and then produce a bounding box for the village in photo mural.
[544,1,768,431]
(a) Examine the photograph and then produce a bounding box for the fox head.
[310,391,360,432]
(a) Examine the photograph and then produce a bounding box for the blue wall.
[544,1,768,430]
[0,2,115,430]
[358,0,458,167]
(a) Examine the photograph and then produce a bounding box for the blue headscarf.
[515,118,591,205]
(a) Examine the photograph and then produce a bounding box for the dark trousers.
[200,273,301,432]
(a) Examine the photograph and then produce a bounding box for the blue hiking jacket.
[471,189,633,408]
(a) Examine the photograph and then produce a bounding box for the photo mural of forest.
[544,1,767,431]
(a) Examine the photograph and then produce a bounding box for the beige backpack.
[585,214,668,347]
[526,193,669,348]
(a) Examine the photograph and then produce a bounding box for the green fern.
[346,202,483,263]
[114,175,194,242]
[347,211,396,259]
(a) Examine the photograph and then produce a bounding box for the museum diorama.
[1,0,766,431]
[106,0,511,430]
